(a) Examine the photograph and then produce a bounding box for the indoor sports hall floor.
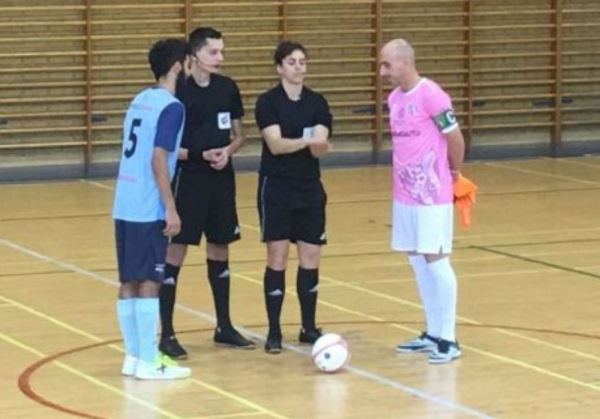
[2,156,600,418]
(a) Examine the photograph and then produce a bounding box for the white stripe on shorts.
[391,200,453,254]
[259,176,268,242]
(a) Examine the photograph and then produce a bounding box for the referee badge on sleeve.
[217,112,232,130]
[302,126,315,139]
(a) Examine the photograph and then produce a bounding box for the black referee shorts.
[257,175,327,245]
[171,167,241,245]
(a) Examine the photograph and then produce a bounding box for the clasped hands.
[187,146,230,170]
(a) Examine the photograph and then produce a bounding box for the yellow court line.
[455,225,600,241]
[240,223,260,232]
[81,178,260,235]
[317,267,562,287]
[186,412,264,419]
[233,272,600,393]
[318,278,414,287]
[234,273,409,325]
[188,379,288,419]
[462,346,600,392]
[0,295,124,353]
[0,295,287,419]
[320,274,600,363]
[0,331,183,419]
[81,177,600,244]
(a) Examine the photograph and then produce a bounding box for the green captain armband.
[433,109,458,133]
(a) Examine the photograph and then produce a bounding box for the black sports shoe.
[264,333,282,354]
[214,326,255,349]
[299,327,322,344]
[159,335,188,360]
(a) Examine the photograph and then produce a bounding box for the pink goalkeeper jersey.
[388,78,459,205]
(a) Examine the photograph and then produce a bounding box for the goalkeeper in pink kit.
[379,39,465,364]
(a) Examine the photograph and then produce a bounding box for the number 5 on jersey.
[125,118,142,158]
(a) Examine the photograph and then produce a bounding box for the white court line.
[553,158,600,171]
[0,331,184,419]
[484,161,600,187]
[1,296,286,419]
[0,236,493,419]
[0,239,116,287]
[80,180,260,232]
[81,179,600,244]
[80,179,115,191]
[319,273,600,364]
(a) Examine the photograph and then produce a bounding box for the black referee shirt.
[177,73,244,173]
[255,84,332,180]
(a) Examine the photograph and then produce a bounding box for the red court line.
[18,340,118,419]
[17,328,212,418]
[17,322,600,417]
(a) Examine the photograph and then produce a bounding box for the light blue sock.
[135,297,160,363]
[116,298,138,357]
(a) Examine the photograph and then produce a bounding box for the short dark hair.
[189,27,222,53]
[148,38,188,81]
[274,41,307,65]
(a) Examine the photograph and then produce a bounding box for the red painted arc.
[18,339,118,419]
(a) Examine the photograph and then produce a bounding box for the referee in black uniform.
[255,41,333,354]
[159,27,254,358]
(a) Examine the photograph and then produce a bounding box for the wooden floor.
[2,156,600,419]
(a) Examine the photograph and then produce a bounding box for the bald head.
[381,39,415,64]
[379,38,419,88]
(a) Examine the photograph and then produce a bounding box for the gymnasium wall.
[1,0,599,177]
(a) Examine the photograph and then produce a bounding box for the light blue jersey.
[112,87,184,222]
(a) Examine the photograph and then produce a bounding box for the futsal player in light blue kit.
[113,38,192,380]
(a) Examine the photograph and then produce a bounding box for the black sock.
[159,263,180,340]
[297,267,318,331]
[264,267,285,337]
[207,259,231,329]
